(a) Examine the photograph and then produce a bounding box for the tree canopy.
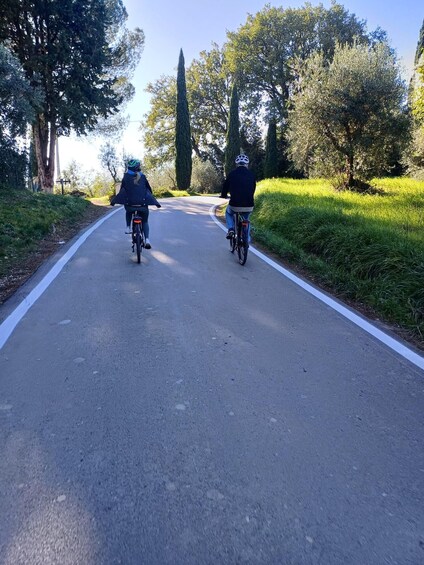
[143,44,232,173]
[225,2,379,120]
[412,20,424,123]
[0,44,39,189]
[0,0,143,191]
[287,42,408,187]
[0,44,37,140]
[224,84,241,176]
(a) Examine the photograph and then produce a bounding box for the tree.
[61,160,82,193]
[412,62,424,123]
[143,75,177,170]
[225,3,377,121]
[175,49,192,189]
[88,171,114,198]
[414,19,424,66]
[0,0,143,192]
[143,44,232,174]
[264,119,278,178]
[186,44,231,171]
[99,142,122,184]
[240,124,265,181]
[0,44,36,140]
[411,20,424,122]
[287,43,409,188]
[407,20,424,177]
[0,44,39,190]
[224,84,241,176]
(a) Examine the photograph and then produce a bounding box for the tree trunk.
[346,152,354,188]
[32,116,56,193]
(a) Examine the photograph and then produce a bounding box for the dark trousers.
[125,206,149,238]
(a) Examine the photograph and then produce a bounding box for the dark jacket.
[111,172,160,207]
[220,166,256,208]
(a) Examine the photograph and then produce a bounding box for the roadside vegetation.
[0,190,97,280]
[250,178,424,345]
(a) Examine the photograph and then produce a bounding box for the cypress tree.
[175,49,192,189]
[264,119,278,178]
[414,19,424,65]
[224,84,241,176]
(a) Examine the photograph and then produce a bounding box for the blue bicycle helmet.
[127,158,141,172]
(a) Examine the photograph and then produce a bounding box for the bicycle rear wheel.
[135,225,142,263]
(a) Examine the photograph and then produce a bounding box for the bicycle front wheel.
[229,232,236,253]
[237,239,248,265]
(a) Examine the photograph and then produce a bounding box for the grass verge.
[249,178,424,347]
[0,189,109,303]
[153,188,195,198]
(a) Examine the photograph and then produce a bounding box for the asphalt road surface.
[0,197,423,565]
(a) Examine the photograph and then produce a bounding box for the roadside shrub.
[190,158,223,193]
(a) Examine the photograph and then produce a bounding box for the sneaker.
[125,226,132,234]
[145,238,151,249]
[226,229,235,240]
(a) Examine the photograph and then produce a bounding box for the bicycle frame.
[230,212,250,265]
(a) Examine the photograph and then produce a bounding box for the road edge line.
[0,207,121,351]
[210,204,424,372]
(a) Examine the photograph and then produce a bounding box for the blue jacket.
[111,172,160,207]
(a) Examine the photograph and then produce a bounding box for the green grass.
[89,195,111,206]
[0,189,93,278]
[251,178,424,344]
[153,187,197,198]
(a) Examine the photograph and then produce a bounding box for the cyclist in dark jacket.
[220,154,256,240]
[111,159,161,249]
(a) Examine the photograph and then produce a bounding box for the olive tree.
[287,42,409,188]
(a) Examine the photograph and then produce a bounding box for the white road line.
[0,207,121,351]
[210,204,424,372]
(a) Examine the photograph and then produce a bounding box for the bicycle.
[229,212,250,265]
[130,208,145,263]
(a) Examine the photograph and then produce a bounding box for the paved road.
[0,197,423,564]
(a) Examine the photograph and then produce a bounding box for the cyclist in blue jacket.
[111,159,161,249]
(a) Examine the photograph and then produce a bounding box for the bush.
[145,163,176,191]
[190,158,223,193]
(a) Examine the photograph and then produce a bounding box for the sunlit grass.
[154,187,193,198]
[251,178,424,343]
[0,190,92,278]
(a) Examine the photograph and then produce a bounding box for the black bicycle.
[229,212,249,265]
[131,209,145,263]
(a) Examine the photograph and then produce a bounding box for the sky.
[59,0,424,175]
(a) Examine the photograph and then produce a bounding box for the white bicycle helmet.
[235,154,249,166]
